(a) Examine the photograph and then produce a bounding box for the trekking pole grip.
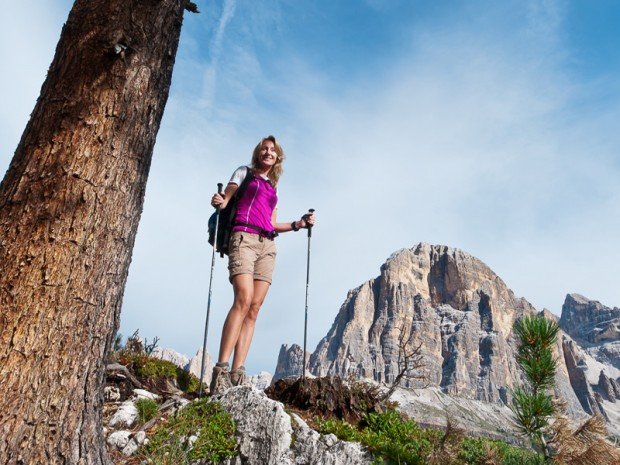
[306,208,315,237]
[217,183,223,209]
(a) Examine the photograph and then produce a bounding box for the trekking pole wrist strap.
[291,221,300,232]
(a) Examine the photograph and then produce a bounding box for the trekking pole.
[198,183,223,397]
[302,208,315,383]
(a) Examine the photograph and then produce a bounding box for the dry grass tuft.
[550,415,620,465]
[426,418,465,465]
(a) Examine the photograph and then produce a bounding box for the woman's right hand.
[211,193,225,208]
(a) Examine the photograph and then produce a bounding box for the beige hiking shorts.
[228,231,277,284]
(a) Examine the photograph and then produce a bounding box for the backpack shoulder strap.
[233,166,253,200]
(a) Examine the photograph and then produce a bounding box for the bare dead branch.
[381,318,429,401]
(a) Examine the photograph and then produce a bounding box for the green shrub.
[318,410,435,464]
[459,437,545,465]
[316,418,359,442]
[141,399,237,464]
[176,367,201,393]
[135,398,159,425]
[458,437,488,464]
[317,409,545,465]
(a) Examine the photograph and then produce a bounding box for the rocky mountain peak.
[307,243,546,405]
[380,243,511,311]
[560,293,620,344]
[276,243,620,435]
[274,344,308,381]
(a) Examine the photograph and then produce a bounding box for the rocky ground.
[102,357,371,464]
[103,353,620,465]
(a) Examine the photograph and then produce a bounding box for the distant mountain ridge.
[274,243,620,436]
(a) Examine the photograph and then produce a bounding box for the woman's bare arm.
[272,209,315,233]
[211,182,239,209]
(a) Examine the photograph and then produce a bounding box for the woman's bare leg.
[232,279,270,369]
[217,274,254,364]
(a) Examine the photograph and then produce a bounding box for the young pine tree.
[511,315,560,456]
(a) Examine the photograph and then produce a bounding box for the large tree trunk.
[0,1,187,463]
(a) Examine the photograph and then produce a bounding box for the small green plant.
[135,398,159,424]
[140,399,237,464]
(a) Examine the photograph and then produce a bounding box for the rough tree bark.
[0,1,187,463]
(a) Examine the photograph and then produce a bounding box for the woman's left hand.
[300,212,315,229]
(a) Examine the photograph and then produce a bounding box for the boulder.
[107,430,131,450]
[216,386,369,465]
[133,388,160,400]
[108,400,138,428]
[104,386,121,402]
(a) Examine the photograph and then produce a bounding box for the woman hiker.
[209,135,315,395]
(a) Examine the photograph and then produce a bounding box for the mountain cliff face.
[558,294,620,426]
[276,243,620,433]
[560,293,620,345]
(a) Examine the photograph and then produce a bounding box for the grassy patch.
[118,353,201,394]
[135,398,159,425]
[140,398,237,465]
[317,409,544,465]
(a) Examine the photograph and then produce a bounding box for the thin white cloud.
[201,0,237,111]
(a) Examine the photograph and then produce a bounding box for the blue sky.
[1,0,619,375]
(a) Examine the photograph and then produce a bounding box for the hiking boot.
[210,362,232,395]
[230,366,248,387]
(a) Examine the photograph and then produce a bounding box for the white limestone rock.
[133,388,160,400]
[159,395,191,415]
[216,386,370,465]
[122,439,139,456]
[216,386,294,465]
[121,431,147,456]
[249,371,273,390]
[290,413,369,464]
[107,430,131,450]
[134,430,147,445]
[104,386,121,402]
[108,400,138,428]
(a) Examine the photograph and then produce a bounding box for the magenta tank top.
[232,172,278,235]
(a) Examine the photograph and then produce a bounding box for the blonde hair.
[251,135,285,187]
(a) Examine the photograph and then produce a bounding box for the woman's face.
[257,140,278,170]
